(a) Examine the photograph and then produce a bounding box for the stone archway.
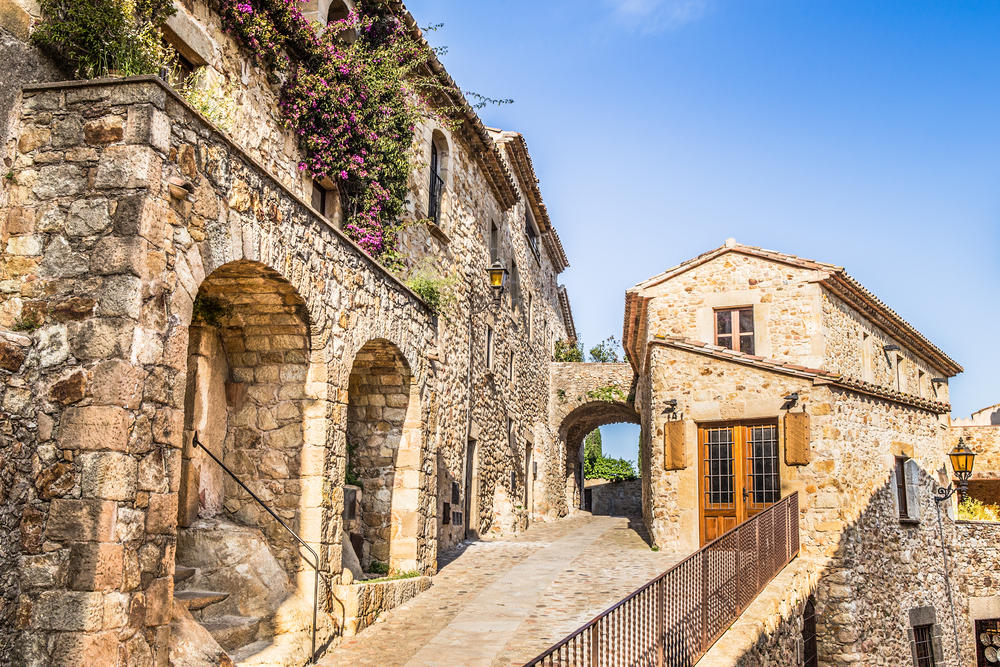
[345,339,423,575]
[558,400,641,511]
[174,259,331,659]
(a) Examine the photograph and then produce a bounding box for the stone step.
[200,615,263,652]
[174,590,230,611]
[230,639,272,664]
[173,565,197,584]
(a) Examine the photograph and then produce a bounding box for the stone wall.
[332,575,432,638]
[640,252,826,368]
[587,479,641,517]
[951,425,1000,503]
[0,77,444,664]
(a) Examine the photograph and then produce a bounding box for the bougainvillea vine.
[216,0,446,266]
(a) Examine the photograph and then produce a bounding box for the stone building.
[0,1,581,664]
[607,239,1000,666]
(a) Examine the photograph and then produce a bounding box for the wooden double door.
[698,421,781,545]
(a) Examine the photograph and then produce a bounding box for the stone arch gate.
[0,78,440,665]
[548,363,639,514]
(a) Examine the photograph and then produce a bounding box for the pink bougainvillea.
[217,0,441,265]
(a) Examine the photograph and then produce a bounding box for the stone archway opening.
[174,259,327,660]
[345,339,423,576]
[559,401,641,513]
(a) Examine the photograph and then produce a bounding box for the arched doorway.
[558,401,641,513]
[345,339,423,575]
[175,260,330,658]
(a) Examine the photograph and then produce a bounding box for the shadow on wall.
[739,465,1000,666]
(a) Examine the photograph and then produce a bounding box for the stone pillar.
[1,82,182,666]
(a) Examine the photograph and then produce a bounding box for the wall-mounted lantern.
[488,261,509,303]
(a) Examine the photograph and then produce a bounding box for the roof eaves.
[648,335,951,414]
[390,2,520,210]
[558,285,577,342]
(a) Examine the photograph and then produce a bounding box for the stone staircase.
[169,518,321,666]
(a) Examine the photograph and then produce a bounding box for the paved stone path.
[318,513,680,667]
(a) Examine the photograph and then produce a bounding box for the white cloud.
[606,0,712,32]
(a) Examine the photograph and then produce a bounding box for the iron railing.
[193,433,320,663]
[524,492,799,667]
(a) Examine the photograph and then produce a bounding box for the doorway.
[698,421,781,545]
[464,438,479,539]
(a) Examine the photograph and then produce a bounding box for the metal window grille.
[913,624,935,667]
[803,596,818,667]
[746,425,780,507]
[428,143,444,224]
[704,426,735,509]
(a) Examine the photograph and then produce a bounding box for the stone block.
[0,0,32,40]
[57,406,133,451]
[68,318,134,360]
[34,461,77,499]
[97,274,143,319]
[80,451,138,501]
[144,576,173,626]
[40,236,89,278]
[19,551,68,590]
[89,359,145,408]
[32,164,85,199]
[84,116,125,145]
[66,199,111,236]
[30,590,105,631]
[68,542,124,591]
[91,236,146,276]
[95,145,161,189]
[48,371,86,404]
[145,493,178,534]
[0,338,27,372]
[50,630,120,667]
[45,499,117,542]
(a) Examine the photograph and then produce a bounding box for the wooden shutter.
[663,419,687,470]
[784,412,811,466]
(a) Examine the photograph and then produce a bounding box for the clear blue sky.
[408,0,1000,461]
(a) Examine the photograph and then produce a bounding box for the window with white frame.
[485,325,494,372]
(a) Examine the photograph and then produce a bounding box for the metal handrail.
[523,491,800,666]
[193,433,320,663]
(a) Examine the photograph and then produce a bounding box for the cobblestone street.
[318,513,681,667]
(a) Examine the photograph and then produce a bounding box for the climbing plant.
[217,0,461,267]
[33,0,176,78]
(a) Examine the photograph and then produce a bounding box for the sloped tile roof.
[625,241,962,377]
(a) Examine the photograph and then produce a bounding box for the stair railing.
[523,491,800,667]
[193,433,320,663]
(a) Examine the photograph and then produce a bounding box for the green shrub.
[404,265,455,315]
[589,336,622,363]
[178,68,237,132]
[33,0,176,78]
[364,569,421,584]
[367,561,390,575]
[958,496,1000,522]
[584,452,638,482]
[11,315,40,332]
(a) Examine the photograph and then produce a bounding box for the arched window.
[326,0,357,44]
[428,130,449,224]
[802,596,818,667]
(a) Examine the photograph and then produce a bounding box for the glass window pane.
[716,310,732,335]
[739,308,754,334]
[739,334,755,355]
[717,335,733,350]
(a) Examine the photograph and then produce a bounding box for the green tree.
[588,336,622,363]
[584,429,602,462]
[584,454,638,482]
[553,339,584,362]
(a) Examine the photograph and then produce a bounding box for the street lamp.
[934,438,976,504]
[488,260,509,303]
[933,438,977,665]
